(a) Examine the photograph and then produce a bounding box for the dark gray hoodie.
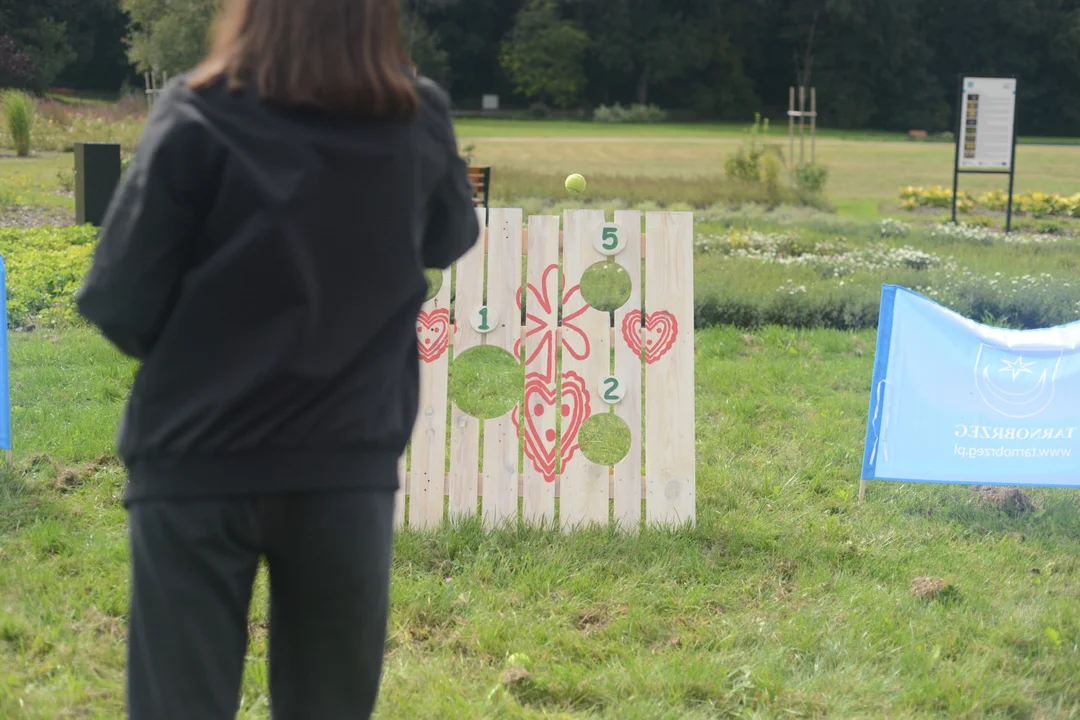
[76,74,479,504]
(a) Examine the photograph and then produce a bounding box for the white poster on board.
[959,77,1017,170]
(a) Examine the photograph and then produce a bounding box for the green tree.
[500,0,589,108]
[567,0,712,106]
[121,0,219,74]
[403,13,452,89]
[23,18,75,90]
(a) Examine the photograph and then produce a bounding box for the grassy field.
[453,118,1080,146]
[5,327,1080,718]
[7,129,1080,221]
[3,120,1080,716]
[461,135,1080,219]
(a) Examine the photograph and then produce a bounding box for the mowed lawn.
[3,327,1080,717]
[6,121,1080,221]
[459,134,1080,219]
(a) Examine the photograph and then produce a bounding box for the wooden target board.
[394,209,695,531]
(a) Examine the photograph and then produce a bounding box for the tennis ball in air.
[565,173,587,195]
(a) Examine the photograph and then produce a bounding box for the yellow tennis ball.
[565,173,586,195]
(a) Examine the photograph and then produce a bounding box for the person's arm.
[419,81,480,270]
[76,81,217,359]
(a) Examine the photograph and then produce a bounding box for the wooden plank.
[520,215,560,525]
[408,266,452,530]
[612,210,643,530]
[394,454,406,529]
[481,208,523,528]
[452,325,628,348]
[560,209,610,529]
[447,209,487,520]
[410,471,646,499]
[644,212,696,527]
[495,230,648,258]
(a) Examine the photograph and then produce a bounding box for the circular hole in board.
[580,261,632,312]
[577,412,631,466]
[448,345,522,420]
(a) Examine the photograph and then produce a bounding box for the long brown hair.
[189,0,418,117]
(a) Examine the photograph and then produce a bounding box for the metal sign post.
[951,75,1019,233]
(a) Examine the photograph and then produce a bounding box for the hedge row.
[3,223,1078,334]
[0,225,96,329]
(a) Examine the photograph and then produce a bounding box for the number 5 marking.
[602,227,619,250]
[594,224,625,256]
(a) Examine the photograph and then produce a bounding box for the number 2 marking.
[603,377,620,402]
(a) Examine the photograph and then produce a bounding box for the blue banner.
[863,285,1080,487]
[0,255,10,451]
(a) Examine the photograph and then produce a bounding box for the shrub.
[3,90,35,157]
[690,225,1080,331]
[901,186,1080,219]
[55,169,75,193]
[0,36,34,89]
[878,218,911,238]
[978,189,1008,212]
[794,163,829,193]
[0,225,97,328]
[592,103,667,123]
[899,185,974,213]
[724,114,785,185]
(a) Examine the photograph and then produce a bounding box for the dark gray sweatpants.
[126,489,395,720]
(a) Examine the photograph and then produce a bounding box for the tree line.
[2,0,1079,136]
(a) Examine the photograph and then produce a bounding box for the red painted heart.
[514,371,591,482]
[621,311,679,364]
[416,308,450,363]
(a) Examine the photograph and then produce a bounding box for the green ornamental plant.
[724,114,785,185]
[3,90,35,157]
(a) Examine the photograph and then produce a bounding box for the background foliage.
[0,0,1078,136]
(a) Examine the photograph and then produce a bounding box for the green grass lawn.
[2,119,1080,715]
[464,136,1080,220]
[7,119,1079,223]
[3,326,1080,717]
[0,154,73,211]
[454,118,1080,146]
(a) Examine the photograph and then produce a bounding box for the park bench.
[467,165,491,220]
[908,129,928,141]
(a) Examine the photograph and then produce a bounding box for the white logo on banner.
[973,344,1061,419]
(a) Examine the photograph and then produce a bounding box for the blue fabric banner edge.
[861,284,898,479]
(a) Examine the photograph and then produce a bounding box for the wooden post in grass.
[788,87,819,174]
[859,478,867,504]
[798,85,806,167]
[394,208,696,533]
[788,87,796,183]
